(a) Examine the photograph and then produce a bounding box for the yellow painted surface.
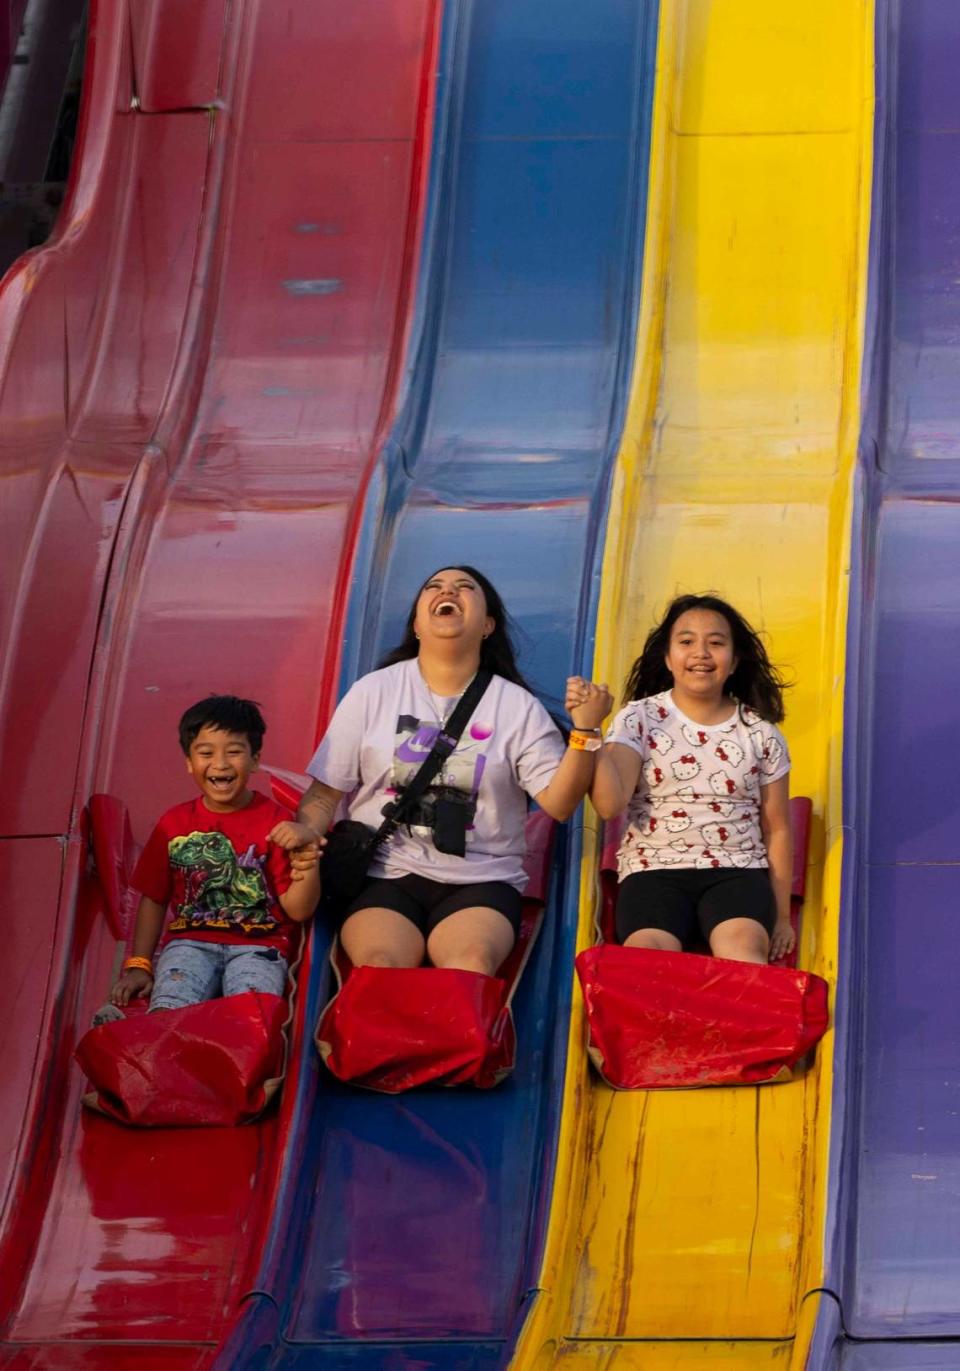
[546,1340,792,1369]
[513,0,872,1364]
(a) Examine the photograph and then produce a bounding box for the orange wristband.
[123,956,154,975]
[568,729,603,752]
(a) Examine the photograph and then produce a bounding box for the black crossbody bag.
[319,667,493,909]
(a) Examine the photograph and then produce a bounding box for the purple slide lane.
[826,0,960,1360]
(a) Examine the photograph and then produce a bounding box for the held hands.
[769,918,796,962]
[268,820,326,884]
[268,819,317,850]
[110,967,153,1007]
[289,839,321,883]
[565,677,614,733]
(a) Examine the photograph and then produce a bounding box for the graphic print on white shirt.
[388,713,491,833]
[306,660,566,889]
[606,690,790,878]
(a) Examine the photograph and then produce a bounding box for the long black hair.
[378,564,537,692]
[623,593,788,723]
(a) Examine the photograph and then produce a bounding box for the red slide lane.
[0,0,438,1363]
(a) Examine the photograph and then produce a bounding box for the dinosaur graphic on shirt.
[167,830,277,935]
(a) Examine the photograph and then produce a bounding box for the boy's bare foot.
[92,1002,126,1027]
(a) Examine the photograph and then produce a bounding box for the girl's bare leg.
[708,916,770,965]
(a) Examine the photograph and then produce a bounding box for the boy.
[110,695,320,1012]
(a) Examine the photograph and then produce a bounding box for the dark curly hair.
[622,594,788,723]
[378,564,537,693]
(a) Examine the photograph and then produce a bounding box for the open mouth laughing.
[206,774,237,791]
[432,598,461,617]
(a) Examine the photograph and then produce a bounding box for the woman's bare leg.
[340,907,425,968]
[426,907,516,977]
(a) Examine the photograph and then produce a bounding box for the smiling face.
[413,568,494,651]
[664,609,737,702]
[185,725,259,812]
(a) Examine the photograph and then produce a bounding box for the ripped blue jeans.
[150,938,288,1011]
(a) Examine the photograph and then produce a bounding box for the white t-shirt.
[606,690,790,878]
[307,659,566,890]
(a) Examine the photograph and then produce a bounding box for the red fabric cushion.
[316,966,514,1093]
[576,945,828,1088]
[76,991,287,1126]
[312,812,555,1094]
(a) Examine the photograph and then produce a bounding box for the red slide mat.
[580,796,827,1089]
[316,811,556,1093]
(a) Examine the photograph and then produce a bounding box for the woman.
[272,566,611,976]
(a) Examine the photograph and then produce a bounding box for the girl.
[591,594,793,964]
[273,565,612,976]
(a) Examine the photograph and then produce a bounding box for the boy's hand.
[769,918,796,962]
[268,819,319,850]
[566,677,614,733]
[110,968,153,1007]
[288,839,322,883]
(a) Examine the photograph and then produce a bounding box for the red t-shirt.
[132,792,297,957]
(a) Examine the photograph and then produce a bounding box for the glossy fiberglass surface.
[513,3,873,1365]
[223,3,658,1367]
[0,0,436,1362]
[826,0,960,1355]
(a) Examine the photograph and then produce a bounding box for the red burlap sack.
[76,991,288,1126]
[316,964,515,1093]
[576,945,828,1089]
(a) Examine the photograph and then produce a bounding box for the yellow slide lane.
[513,4,873,1366]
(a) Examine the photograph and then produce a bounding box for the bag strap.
[371,666,493,845]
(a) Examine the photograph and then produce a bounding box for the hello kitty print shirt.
[606,691,790,878]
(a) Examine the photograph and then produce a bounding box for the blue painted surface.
[221,0,658,1366]
[818,0,960,1357]
[271,1348,503,1371]
[838,1347,960,1371]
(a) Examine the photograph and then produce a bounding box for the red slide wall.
[0,1,438,1363]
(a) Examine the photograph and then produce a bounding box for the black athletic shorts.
[615,867,776,949]
[342,872,523,939]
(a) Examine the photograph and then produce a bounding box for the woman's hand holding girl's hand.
[566,677,614,732]
[769,918,796,962]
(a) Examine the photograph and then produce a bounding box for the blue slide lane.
[217,2,658,1367]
